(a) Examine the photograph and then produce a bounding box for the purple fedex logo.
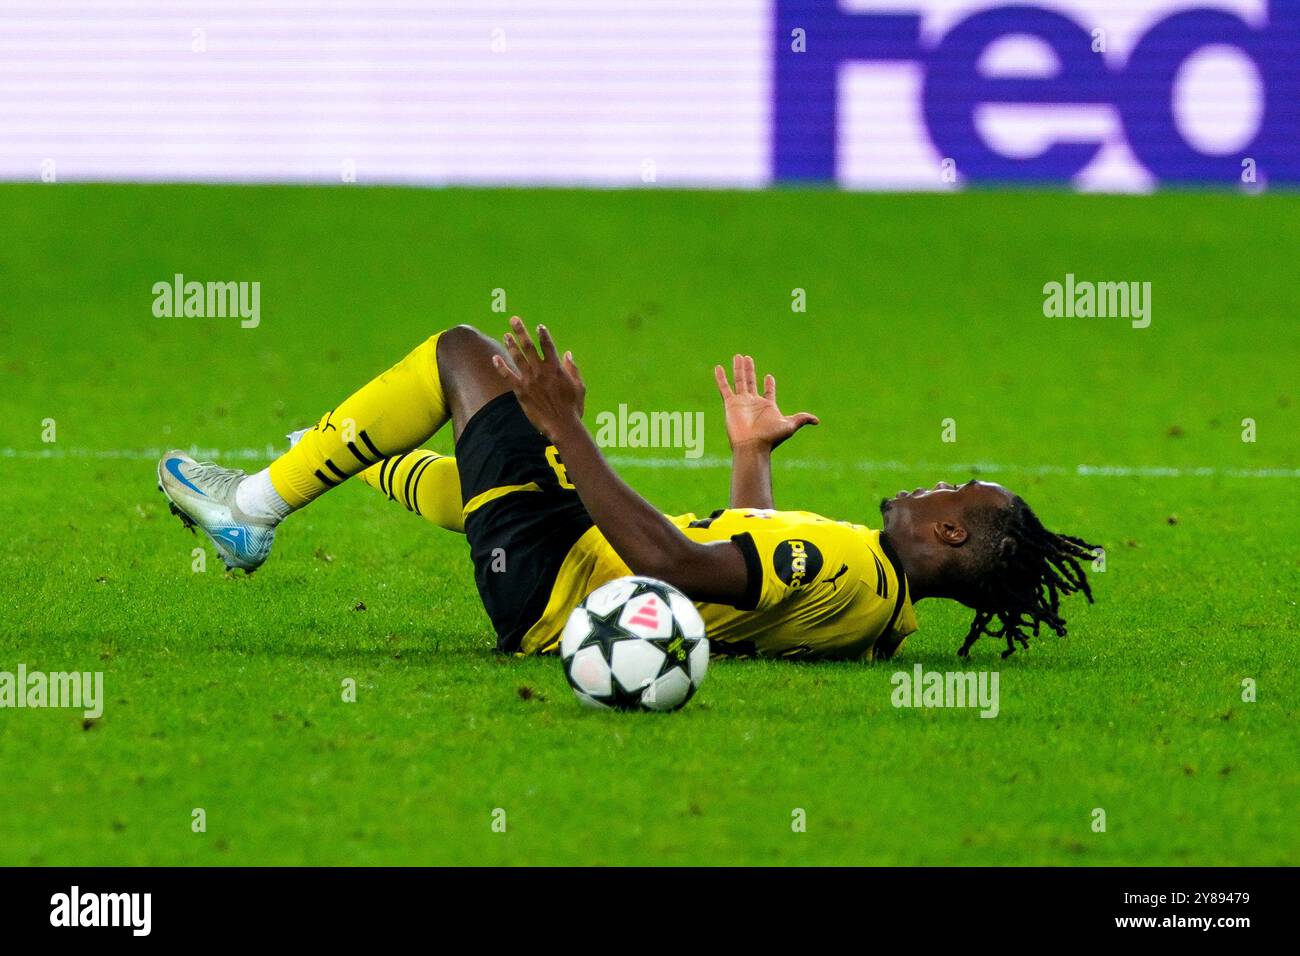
[774,0,1300,185]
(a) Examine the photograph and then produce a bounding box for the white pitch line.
[3,446,1297,479]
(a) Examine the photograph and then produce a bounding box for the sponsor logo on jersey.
[774,539,824,588]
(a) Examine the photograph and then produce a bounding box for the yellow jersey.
[520,508,918,661]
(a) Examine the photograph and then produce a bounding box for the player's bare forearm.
[493,318,751,606]
[547,416,749,604]
[729,442,774,510]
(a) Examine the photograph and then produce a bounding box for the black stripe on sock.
[324,458,348,481]
[408,454,438,516]
[402,454,426,511]
[378,457,392,496]
[384,454,409,500]
[359,430,384,461]
[346,441,374,467]
[313,469,338,488]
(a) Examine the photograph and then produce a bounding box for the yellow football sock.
[269,333,448,509]
[357,450,465,534]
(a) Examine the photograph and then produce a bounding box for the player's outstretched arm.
[713,354,818,510]
[494,318,751,606]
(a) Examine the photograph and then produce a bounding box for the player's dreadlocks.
[957,496,1099,659]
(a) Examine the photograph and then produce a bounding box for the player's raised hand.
[493,316,586,437]
[713,354,818,452]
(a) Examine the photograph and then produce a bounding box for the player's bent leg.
[267,332,450,507]
[158,330,456,571]
[435,324,515,441]
[334,323,511,537]
[356,451,465,534]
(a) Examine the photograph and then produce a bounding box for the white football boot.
[156,450,277,573]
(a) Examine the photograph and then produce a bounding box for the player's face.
[879,479,1013,532]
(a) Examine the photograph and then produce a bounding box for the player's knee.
[436,323,509,402]
[437,324,490,359]
[445,322,482,340]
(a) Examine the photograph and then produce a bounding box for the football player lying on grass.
[158,319,1098,660]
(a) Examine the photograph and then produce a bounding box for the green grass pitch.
[0,184,1296,866]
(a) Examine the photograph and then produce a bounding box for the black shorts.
[455,393,595,652]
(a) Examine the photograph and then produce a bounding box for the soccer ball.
[560,576,708,711]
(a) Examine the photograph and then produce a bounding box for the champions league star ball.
[560,576,708,711]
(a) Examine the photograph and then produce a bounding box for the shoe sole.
[156,463,257,575]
